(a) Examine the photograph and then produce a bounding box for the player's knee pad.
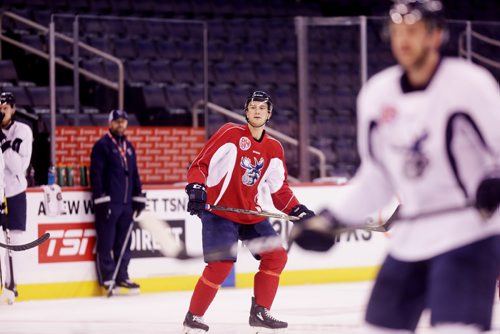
[433,323,481,334]
[259,248,288,274]
[202,261,234,286]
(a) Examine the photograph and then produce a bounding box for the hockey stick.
[0,232,50,251]
[106,222,134,298]
[135,205,398,260]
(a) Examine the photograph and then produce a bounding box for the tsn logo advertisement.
[38,220,186,263]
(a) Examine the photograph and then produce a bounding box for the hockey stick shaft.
[205,204,299,221]
[106,222,134,298]
[331,203,475,235]
[206,204,396,232]
[4,230,15,291]
[0,232,50,251]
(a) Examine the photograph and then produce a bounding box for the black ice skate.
[182,311,209,333]
[249,297,288,333]
[115,279,140,295]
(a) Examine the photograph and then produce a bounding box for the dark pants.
[201,211,278,262]
[0,192,27,231]
[365,236,500,331]
[95,203,134,285]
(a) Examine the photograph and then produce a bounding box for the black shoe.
[116,279,140,289]
[183,311,209,332]
[249,297,288,329]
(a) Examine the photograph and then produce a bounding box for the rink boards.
[11,184,395,300]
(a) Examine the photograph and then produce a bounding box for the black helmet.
[0,92,15,107]
[244,91,273,113]
[389,0,445,28]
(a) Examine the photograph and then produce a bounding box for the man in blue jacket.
[90,109,146,294]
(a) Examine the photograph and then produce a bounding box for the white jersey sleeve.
[328,67,400,224]
[3,121,33,197]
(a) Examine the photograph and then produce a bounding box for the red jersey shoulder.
[264,133,285,157]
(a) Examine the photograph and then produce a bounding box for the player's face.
[0,103,15,127]
[389,21,440,70]
[109,118,128,136]
[246,100,270,127]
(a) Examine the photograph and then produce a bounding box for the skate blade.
[182,326,208,333]
[250,326,288,334]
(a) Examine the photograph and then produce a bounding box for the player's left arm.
[2,125,33,175]
[265,145,313,218]
[456,67,500,215]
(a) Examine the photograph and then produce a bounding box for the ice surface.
[0,282,498,334]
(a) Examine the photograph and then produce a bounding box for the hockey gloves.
[132,192,147,218]
[290,208,343,252]
[93,195,111,221]
[185,183,207,217]
[290,204,315,220]
[475,176,500,218]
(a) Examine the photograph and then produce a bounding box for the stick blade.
[135,211,184,258]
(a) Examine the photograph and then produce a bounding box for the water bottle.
[48,165,56,185]
[79,165,88,186]
[57,165,66,187]
[66,165,74,187]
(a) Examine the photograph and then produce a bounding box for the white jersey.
[2,120,33,197]
[330,58,500,261]
[42,184,66,216]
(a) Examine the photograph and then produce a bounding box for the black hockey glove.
[93,195,111,221]
[475,176,500,218]
[1,140,10,153]
[132,192,147,218]
[289,204,315,220]
[185,183,207,217]
[289,208,343,252]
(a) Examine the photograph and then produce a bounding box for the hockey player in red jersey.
[182,91,314,333]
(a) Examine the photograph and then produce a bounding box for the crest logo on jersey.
[379,105,397,124]
[240,157,265,186]
[400,131,430,179]
[239,136,251,151]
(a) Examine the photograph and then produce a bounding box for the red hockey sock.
[188,261,233,316]
[253,248,287,309]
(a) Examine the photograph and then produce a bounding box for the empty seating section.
[1,0,494,178]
